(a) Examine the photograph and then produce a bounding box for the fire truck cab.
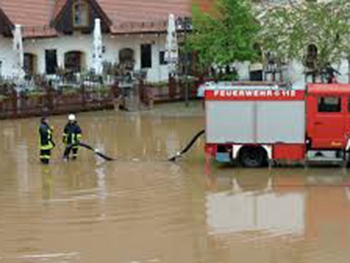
[204,82,350,167]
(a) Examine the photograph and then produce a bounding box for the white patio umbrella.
[12,24,25,81]
[92,18,103,75]
[165,14,179,75]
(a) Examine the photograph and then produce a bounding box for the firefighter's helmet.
[68,114,76,121]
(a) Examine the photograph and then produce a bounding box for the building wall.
[22,33,170,82]
[0,35,16,77]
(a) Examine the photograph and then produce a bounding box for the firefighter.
[39,116,55,165]
[63,114,82,160]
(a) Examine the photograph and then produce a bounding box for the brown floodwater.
[1,102,350,263]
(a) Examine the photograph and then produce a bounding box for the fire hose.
[168,129,205,162]
[63,142,116,161]
[63,129,205,163]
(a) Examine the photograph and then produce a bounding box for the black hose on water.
[168,129,205,162]
[64,142,116,161]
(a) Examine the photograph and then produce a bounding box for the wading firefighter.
[63,114,82,160]
[39,116,55,164]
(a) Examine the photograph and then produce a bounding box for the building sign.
[205,89,305,101]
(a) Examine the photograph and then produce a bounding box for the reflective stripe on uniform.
[40,143,54,150]
[64,134,81,144]
[40,155,51,159]
[47,129,52,140]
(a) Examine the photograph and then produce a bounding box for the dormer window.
[73,0,89,27]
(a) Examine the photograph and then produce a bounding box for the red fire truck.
[204,82,350,167]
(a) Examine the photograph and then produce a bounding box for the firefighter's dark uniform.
[63,122,82,159]
[39,121,55,164]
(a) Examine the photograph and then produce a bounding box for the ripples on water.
[1,105,350,263]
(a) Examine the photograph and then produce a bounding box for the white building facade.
[0,0,190,83]
[15,33,171,82]
[0,35,15,77]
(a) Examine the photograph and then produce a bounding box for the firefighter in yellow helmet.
[63,114,82,160]
[39,116,55,164]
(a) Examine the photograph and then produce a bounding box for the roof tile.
[98,0,190,25]
[1,0,192,37]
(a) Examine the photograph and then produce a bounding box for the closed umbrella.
[92,18,103,75]
[13,24,25,81]
[165,14,179,75]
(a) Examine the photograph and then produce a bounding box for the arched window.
[24,53,37,75]
[73,0,89,27]
[119,48,135,70]
[119,48,134,63]
[64,51,85,72]
[305,44,318,69]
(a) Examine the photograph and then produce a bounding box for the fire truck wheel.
[239,146,267,168]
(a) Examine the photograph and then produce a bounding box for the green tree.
[259,0,350,82]
[189,0,260,74]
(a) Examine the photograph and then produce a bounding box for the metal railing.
[0,75,198,119]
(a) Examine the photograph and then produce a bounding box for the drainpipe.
[184,18,189,107]
[157,33,161,82]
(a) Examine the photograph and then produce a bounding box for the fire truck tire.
[239,146,267,168]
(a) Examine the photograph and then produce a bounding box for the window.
[119,48,134,63]
[318,97,341,113]
[65,51,85,72]
[24,53,37,75]
[305,44,318,69]
[45,50,57,75]
[250,71,263,81]
[119,48,134,70]
[159,51,167,65]
[0,60,2,76]
[141,44,152,69]
[73,0,89,27]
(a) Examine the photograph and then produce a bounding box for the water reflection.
[203,169,350,263]
[346,187,350,201]
[42,166,54,200]
[17,142,30,194]
[206,177,306,236]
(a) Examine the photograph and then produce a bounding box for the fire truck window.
[317,97,341,113]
